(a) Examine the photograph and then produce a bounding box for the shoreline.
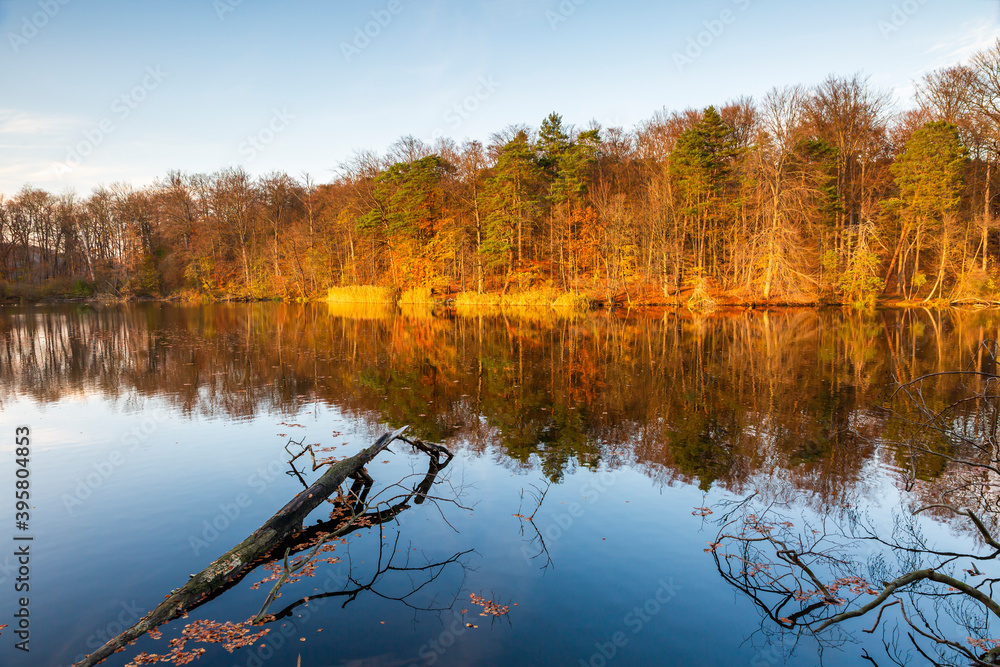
[4,291,999,310]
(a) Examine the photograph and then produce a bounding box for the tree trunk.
[475,197,484,293]
[923,219,949,302]
[985,159,992,273]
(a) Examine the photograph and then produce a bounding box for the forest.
[6,44,1000,306]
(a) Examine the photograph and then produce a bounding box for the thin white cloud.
[0,159,121,196]
[927,16,1000,65]
[890,15,1000,105]
[0,144,57,150]
[0,109,75,135]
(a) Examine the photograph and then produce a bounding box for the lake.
[0,303,996,667]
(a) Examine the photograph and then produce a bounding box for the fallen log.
[74,426,410,667]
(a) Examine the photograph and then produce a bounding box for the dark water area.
[0,303,997,666]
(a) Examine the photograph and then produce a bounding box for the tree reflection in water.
[4,304,990,496]
[707,340,1000,666]
[7,304,1000,663]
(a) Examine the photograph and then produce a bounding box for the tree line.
[7,43,1000,304]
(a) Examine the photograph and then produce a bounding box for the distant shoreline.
[4,288,998,310]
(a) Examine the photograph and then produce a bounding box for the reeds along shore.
[327,286,595,311]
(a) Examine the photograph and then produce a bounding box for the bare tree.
[805,73,892,266]
[209,167,259,290]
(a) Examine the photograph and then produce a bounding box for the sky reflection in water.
[0,303,994,666]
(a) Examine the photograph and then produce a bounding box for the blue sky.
[1,0,998,196]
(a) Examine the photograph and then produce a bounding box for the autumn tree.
[209,168,260,292]
[889,121,968,300]
[483,130,541,290]
[548,120,601,290]
[668,106,738,287]
[361,155,451,287]
[452,140,489,292]
[740,87,828,301]
[805,74,892,274]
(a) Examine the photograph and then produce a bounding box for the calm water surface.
[0,303,995,666]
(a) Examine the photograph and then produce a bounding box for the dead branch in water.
[74,426,459,667]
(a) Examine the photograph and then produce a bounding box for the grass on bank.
[326,286,398,304]
[398,287,437,305]
[551,292,594,310]
[455,289,594,311]
[501,288,561,307]
[454,291,502,307]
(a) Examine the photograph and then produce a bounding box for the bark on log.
[73,426,409,667]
